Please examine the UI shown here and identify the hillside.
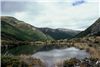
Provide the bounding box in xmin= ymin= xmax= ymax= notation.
xmin=38 ymin=28 xmax=80 ymax=40
xmin=75 ymin=18 xmax=100 ymax=37
xmin=1 ymin=16 xmax=53 ymax=41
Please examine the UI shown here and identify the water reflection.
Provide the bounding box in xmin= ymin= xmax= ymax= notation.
xmin=32 ymin=47 xmax=90 ymax=67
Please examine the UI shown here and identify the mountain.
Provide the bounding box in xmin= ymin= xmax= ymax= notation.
xmin=38 ymin=28 xmax=80 ymax=40
xmin=75 ymin=18 xmax=100 ymax=37
xmin=1 ymin=16 xmax=53 ymax=41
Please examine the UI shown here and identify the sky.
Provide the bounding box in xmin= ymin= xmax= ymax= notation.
xmin=1 ymin=0 xmax=100 ymax=30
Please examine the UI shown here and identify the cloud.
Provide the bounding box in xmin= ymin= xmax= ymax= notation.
xmin=1 ymin=1 xmax=27 ymax=14
xmin=72 ymin=0 xmax=85 ymax=6
xmin=1 ymin=0 xmax=99 ymax=30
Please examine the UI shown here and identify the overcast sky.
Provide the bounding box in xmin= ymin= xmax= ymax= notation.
xmin=1 ymin=0 xmax=100 ymax=30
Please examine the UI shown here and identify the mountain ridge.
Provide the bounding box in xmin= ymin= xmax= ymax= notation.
xmin=75 ymin=18 xmax=100 ymax=37
xmin=38 ymin=27 xmax=80 ymax=40
xmin=1 ymin=16 xmax=54 ymax=41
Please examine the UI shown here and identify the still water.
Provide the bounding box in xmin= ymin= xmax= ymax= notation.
xmin=32 ymin=47 xmax=90 ymax=67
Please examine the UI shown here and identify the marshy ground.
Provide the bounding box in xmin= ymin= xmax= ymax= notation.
xmin=1 ymin=36 xmax=100 ymax=67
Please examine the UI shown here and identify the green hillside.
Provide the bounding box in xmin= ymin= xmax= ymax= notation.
xmin=1 ymin=16 xmax=54 ymax=41
xmin=39 ymin=28 xmax=80 ymax=40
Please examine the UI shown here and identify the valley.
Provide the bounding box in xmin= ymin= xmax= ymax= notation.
xmin=1 ymin=16 xmax=100 ymax=67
